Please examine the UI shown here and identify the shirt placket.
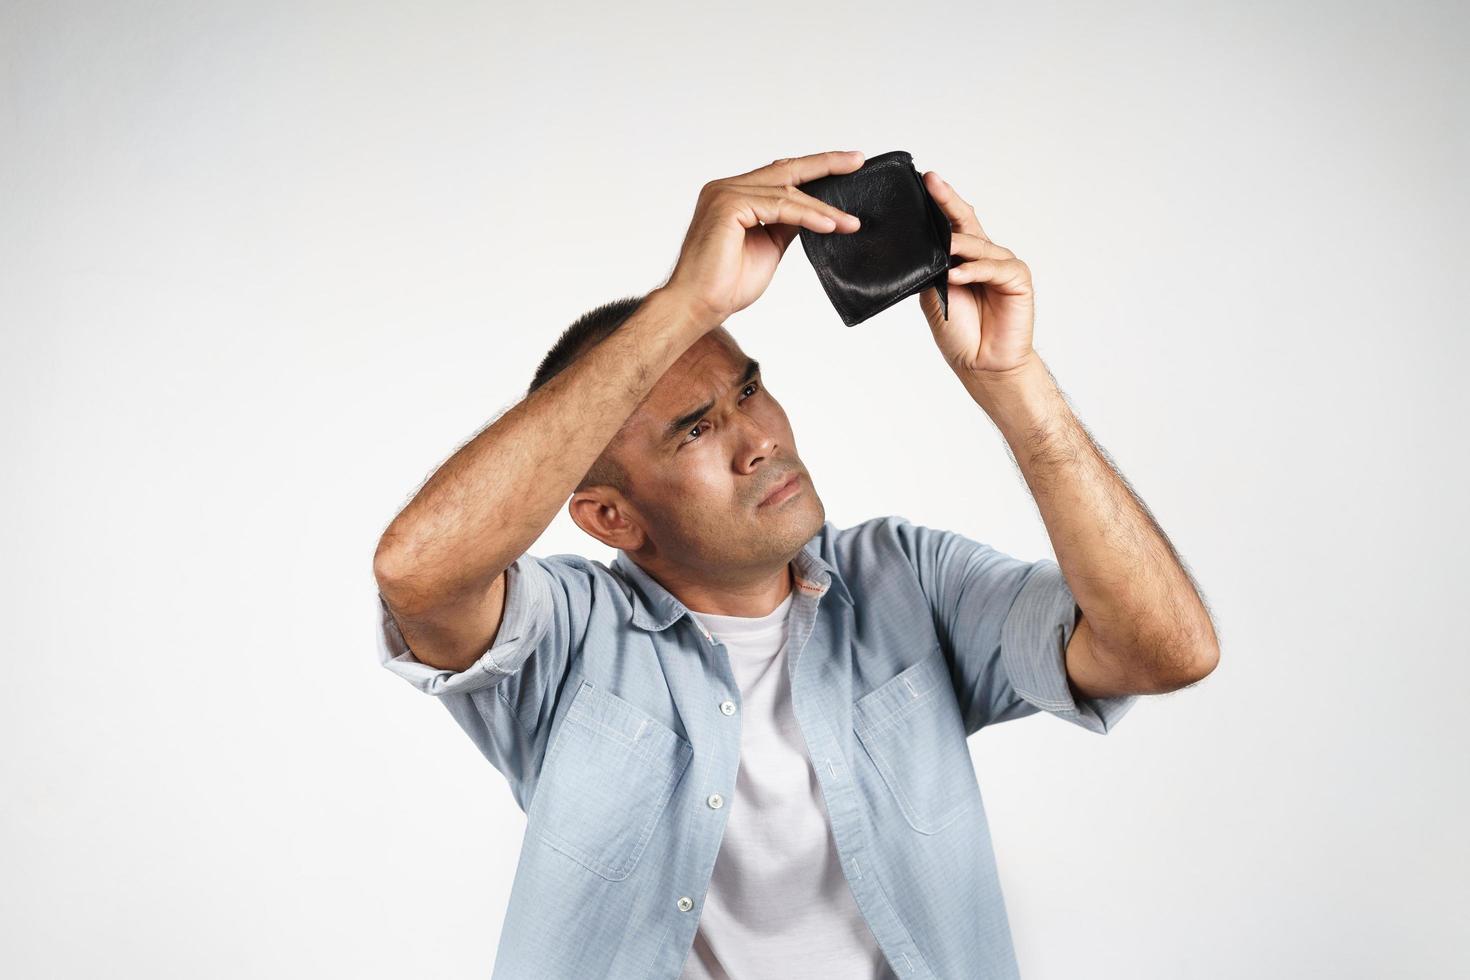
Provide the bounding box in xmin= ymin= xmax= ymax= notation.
xmin=668 ymin=610 xmax=748 ymax=968
xmin=785 ymin=569 xmax=933 ymax=980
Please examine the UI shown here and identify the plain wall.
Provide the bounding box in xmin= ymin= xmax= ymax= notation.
xmin=2 ymin=0 xmax=1466 ymax=976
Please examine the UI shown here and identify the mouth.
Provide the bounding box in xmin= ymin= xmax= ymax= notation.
xmin=758 ymin=472 xmax=801 ymax=507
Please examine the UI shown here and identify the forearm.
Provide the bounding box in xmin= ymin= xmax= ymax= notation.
xmin=961 ymin=355 xmax=1218 ymax=680
xmin=375 ymin=285 xmax=712 ymax=611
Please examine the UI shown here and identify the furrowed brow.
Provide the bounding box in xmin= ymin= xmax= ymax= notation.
xmin=664 ymin=357 xmax=761 ymax=441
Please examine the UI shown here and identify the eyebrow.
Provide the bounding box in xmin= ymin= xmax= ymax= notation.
xmin=664 ymin=357 xmax=761 ymax=442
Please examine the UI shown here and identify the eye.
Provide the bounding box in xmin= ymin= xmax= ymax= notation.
xmin=680 ymin=381 xmax=761 ymax=446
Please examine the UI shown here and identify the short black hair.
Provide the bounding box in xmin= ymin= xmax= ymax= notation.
xmin=528 ymin=294 xmax=649 ymax=397
xmin=528 ymin=294 xmax=650 ymax=494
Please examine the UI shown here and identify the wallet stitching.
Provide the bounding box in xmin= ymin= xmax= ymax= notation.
xmin=822 ymin=244 xmax=945 ymax=326
xmin=838 ymin=261 xmax=947 ymax=325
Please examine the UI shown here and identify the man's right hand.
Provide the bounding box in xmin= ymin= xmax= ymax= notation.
xmin=662 ymin=150 xmax=865 ymax=327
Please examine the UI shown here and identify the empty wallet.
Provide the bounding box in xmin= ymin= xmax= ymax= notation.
xmin=797 ymin=150 xmax=952 ymax=327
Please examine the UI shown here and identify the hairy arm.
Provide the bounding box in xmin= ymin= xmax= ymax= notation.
xmin=963 ymin=356 xmax=1220 ymax=698
xmin=372 ymin=150 xmax=865 ymax=674
xmin=373 ymin=286 xmax=710 ymax=671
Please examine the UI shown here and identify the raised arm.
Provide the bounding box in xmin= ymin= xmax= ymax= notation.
xmin=915 ymin=169 xmax=1219 ymax=699
xmin=372 ymin=150 xmax=868 ymax=672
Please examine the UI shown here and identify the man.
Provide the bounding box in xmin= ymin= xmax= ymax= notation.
xmin=374 ymin=149 xmax=1219 ymax=979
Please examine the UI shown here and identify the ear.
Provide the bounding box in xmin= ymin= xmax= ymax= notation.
xmin=568 ymin=489 xmax=646 ymax=551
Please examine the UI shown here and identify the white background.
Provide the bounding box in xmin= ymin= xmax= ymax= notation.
xmin=3 ymin=1 xmax=1466 ymax=976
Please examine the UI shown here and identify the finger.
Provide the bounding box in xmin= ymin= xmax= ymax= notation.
xmin=737 ymin=150 xmax=866 ymax=188
xmin=924 ymin=171 xmax=989 ymax=240
xmin=759 ymin=203 xmax=858 ymax=256
xmin=735 ymin=195 xmax=853 ymax=236
xmin=768 ymin=184 xmax=862 ymax=232
xmin=947 ymin=257 xmax=1032 ymax=291
xmin=950 ymin=232 xmax=1014 ymax=261
xmin=723 ymin=185 xmax=861 ymax=233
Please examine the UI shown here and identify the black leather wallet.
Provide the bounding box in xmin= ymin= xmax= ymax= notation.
xmin=797 ymin=150 xmax=951 ymax=327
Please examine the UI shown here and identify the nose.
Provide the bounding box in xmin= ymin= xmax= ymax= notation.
xmin=734 ymin=414 xmax=778 ymax=473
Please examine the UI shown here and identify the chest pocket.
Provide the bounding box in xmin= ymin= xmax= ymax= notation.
xmin=853 ymin=649 xmax=977 ymax=835
xmin=530 ymin=679 xmax=693 ymax=881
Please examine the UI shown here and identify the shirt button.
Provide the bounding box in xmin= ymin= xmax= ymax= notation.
xmin=677 ymin=896 xmax=694 ymax=912
xmin=707 ymin=793 xmax=724 ymax=809
xmin=719 ymin=700 xmax=736 ymax=715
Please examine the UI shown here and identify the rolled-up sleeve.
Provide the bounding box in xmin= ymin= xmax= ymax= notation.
xmin=377 ymin=552 xmax=556 ymax=698
xmin=376 ymin=551 xmax=590 ymax=798
xmin=999 ymin=558 xmax=1136 ymax=735
xmin=885 ymin=514 xmax=1138 ymax=736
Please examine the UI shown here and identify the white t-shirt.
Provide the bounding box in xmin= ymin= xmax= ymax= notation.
xmin=679 ymin=589 xmax=896 ymax=980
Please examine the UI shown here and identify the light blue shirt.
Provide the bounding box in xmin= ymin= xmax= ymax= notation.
xmin=378 ymin=514 xmax=1138 ymax=979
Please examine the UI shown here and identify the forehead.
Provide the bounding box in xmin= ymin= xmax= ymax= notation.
xmin=626 ymin=329 xmax=751 ymax=446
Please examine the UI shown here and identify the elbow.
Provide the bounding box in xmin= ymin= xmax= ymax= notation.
xmin=1096 ymin=620 xmax=1218 ymax=695
xmin=374 ymin=516 xmax=433 ymax=588
xmin=373 ymin=534 xmax=490 ymax=621
xmin=373 ymin=536 xmax=408 ymax=592
xmin=1184 ymin=614 xmax=1222 ymax=683
xmin=1137 ymin=599 xmax=1221 ymax=693
xmin=373 ymin=534 xmax=429 ymax=613
xmin=1149 ymin=631 xmax=1220 ymax=693
xmin=1174 ymin=641 xmax=1220 ymax=689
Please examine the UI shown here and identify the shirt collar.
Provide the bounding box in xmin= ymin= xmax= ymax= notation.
xmin=611 ymin=523 xmax=854 ymax=632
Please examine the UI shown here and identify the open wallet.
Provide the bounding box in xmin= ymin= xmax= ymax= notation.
xmin=796 ymin=150 xmax=952 ymax=327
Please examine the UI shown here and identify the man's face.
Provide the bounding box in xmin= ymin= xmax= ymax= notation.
xmin=601 ymin=328 xmax=824 ymax=575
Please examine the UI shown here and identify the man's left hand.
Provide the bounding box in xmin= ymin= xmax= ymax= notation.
xmin=916 ymin=172 xmax=1037 ymax=381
